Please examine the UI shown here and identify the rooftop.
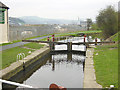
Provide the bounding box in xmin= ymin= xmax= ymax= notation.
xmin=0 ymin=2 xmax=9 ymax=9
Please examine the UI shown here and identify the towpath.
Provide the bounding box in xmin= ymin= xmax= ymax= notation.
xmin=83 ymin=46 xmax=102 ymax=88
xmin=0 ymin=35 xmax=51 ymax=51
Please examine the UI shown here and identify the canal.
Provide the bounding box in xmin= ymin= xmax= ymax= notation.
xmin=22 ymin=37 xmax=86 ymax=88
xmin=3 ymin=36 xmax=99 ymax=89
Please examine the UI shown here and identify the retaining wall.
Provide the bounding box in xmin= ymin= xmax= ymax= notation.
xmin=1 ymin=46 xmax=50 ymax=80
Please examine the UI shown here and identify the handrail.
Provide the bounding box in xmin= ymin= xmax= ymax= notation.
xmin=0 ymin=79 xmax=33 ymax=88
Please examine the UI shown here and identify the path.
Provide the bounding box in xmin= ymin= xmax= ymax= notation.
xmin=0 ymin=35 xmax=51 ymax=51
xmin=83 ymin=46 xmax=102 ymax=88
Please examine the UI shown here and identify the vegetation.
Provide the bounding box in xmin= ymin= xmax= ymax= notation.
xmin=86 ymin=18 xmax=93 ymax=30
xmin=91 ymin=23 xmax=100 ymax=30
xmin=1 ymin=43 xmax=44 ymax=69
xmin=93 ymin=44 xmax=118 ymax=88
xmin=110 ymin=32 xmax=119 ymax=42
xmin=1 ymin=47 xmax=34 ymax=69
xmin=23 ymin=43 xmax=44 ymax=49
xmin=56 ymin=30 xmax=102 ymax=37
xmin=96 ymin=5 xmax=118 ymax=39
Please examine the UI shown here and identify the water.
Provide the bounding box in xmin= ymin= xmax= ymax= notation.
xmin=21 ymin=37 xmax=86 ymax=88
xmin=3 ymin=37 xmax=92 ymax=89
xmin=22 ymin=54 xmax=85 ymax=88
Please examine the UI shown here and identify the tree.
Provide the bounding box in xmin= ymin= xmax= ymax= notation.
xmin=86 ymin=18 xmax=92 ymax=30
xmin=96 ymin=5 xmax=118 ymax=39
xmin=91 ymin=23 xmax=100 ymax=30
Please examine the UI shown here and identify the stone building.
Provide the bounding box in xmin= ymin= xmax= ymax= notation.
xmin=0 ymin=2 xmax=9 ymax=44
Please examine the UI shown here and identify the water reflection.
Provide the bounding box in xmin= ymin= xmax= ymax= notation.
xmin=22 ymin=37 xmax=86 ymax=88
xmin=3 ymin=37 xmax=86 ymax=89
xmin=23 ymin=53 xmax=85 ymax=88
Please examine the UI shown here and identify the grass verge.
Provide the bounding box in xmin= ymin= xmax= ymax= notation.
xmin=23 ymin=43 xmax=44 ymax=49
xmin=1 ymin=43 xmax=44 ymax=69
xmin=93 ymin=44 xmax=118 ymax=88
xmin=1 ymin=47 xmax=34 ymax=69
xmin=110 ymin=32 xmax=119 ymax=42
xmin=56 ymin=30 xmax=102 ymax=37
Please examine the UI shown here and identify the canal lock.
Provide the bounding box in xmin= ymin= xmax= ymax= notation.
xmin=2 ymin=36 xmax=100 ymax=89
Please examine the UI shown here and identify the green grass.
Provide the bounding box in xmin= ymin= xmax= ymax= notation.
xmin=1 ymin=43 xmax=45 ymax=69
xmin=56 ymin=30 xmax=102 ymax=37
xmin=93 ymin=44 xmax=118 ymax=88
xmin=23 ymin=43 xmax=44 ymax=49
xmin=110 ymin=32 xmax=119 ymax=42
xmin=25 ymin=34 xmax=53 ymax=40
xmin=1 ymin=47 xmax=35 ymax=69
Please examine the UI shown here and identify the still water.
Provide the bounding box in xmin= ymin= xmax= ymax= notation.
xmin=22 ymin=54 xmax=85 ymax=88
xmin=21 ymin=37 xmax=86 ymax=88
xmin=2 ymin=36 xmax=101 ymax=89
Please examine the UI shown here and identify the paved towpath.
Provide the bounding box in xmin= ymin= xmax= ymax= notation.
xmin=0 ymin=35 xmax=51 ymax=51
xmin=83 ymin=46 xmax=102 ymax=88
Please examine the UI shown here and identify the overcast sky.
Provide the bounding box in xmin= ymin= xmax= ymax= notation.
xmin=1 ymin=0 xmax=119 ymax=20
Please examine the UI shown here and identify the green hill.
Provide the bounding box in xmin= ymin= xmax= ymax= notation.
xmin=110 ymin=32 xmax=119 ymax=42
xmin=9 ymin=17 xmax=25 ymax=25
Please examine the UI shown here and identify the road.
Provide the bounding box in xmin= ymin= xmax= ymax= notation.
xmin=0 ymin=35 xmax=51 ymax=51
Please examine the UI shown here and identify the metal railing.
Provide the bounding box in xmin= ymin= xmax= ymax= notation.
xmin=17 ymin=53 xmax=25 ymax=61
xmin=0 ymin=79 xmax=33 ymax=89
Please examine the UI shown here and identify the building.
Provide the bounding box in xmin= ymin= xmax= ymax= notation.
xmin=0 ymin=2 xmax=9 ymax=44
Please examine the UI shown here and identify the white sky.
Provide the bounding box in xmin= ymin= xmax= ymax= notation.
xmin=1 ymin=0 xmax=119 ymax=20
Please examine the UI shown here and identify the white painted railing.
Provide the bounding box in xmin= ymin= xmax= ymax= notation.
xmin=17 ymin=53 xmax=25 ymax=61
xmin=0 ymin=79 xmax=33 ymax=89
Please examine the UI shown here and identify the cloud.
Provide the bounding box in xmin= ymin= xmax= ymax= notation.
xmin=1 ymin=0 xmax=119 ymax=20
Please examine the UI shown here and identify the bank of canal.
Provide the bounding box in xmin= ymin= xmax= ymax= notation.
xmin=2 ymin=36 xmax=102 ymax=89
xmin=83 ymin=46 xmax=102 ymax=88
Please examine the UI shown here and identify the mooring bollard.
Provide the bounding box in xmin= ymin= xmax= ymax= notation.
xmin=95 ymin=38 xmax=97 ymax=45
xmin=53 ymin=37 xmax=55 ymax=42
xmin=47 ymin=37 xmax=49 ymax=41
xmin=84 ymin=35 xmax=86 ymax=42
xmin=52 ymin=34 xmax=55 ymax=42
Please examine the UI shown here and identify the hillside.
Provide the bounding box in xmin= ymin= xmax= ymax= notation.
xmin=19 ymin=16 xmax=78 ymax=24
xmin=9 ymin=16 xmax=85 ymax=25
xmin=9 ymin=17 xmax=25 ymax=25
xmin=106 ymin=32 xmax=119 ymax=42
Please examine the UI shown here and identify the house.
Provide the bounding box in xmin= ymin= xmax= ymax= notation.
xmin=0 ymin=2 xmax=9 ymax=44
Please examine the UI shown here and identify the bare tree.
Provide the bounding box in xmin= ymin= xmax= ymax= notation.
xmin=87 ymin=18 xmax=92 ymax=31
